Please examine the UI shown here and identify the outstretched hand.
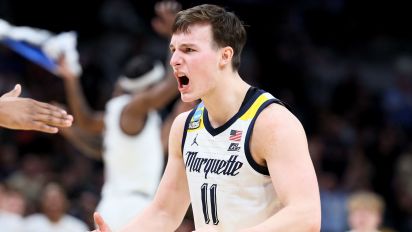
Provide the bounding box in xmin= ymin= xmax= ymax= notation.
xmin=91 ymin=212 xmax=112 ymax=232
xmin=0 ymin=84 xmax=73 ymax=133
xmin=152 ymin=0 xmax=181 ymax=38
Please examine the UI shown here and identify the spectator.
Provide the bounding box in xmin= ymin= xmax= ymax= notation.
xmin=347 ymin=191 xmax=386 ymax=232
xmin=24 ymin=182 xmax=88 ymax=232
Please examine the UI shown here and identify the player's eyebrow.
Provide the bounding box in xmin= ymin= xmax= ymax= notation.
xmin=169 ymin=43 xmax=197 ymax=50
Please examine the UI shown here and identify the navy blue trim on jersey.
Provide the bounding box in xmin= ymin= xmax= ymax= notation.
xmin=244 ymin=98 xmax=284 ymax=175
xmin=241 ymin=86 xmax=258 ymax=108
xmin=181 ymin=106 xmax=198 ymax=154
xmin=203 ymin=89 xmax=263 ymax=137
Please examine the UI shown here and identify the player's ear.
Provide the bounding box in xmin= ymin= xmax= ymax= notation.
xmin=219 ymin=46 xmax=233 ymax=68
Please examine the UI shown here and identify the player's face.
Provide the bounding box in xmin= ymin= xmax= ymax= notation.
xmin=169 ymin=24 xmax=221 ymax=102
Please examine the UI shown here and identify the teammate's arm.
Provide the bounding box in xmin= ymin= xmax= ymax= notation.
xmin=0 ymin=84 xmax=73 ymax=133
xmin=59 ymin=124 xmax=103 ymax=159
xmin=56 ymin=59 xmax=104 ymax=135
xmin=93 ymin=111 xmax=191 ymax=232
xmin=124 ymin=0 xmax=180 ymax=115
xmin=120 ymin=69 xmax=178 ymax=135
xmin=119 ymin=0 xmax=180 ymax=135
xmin=242 ymin=104 xmax=321 ymax=232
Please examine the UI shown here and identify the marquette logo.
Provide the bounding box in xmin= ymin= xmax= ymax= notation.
xmin=227 ymin=143 xmax=240 ymax=151
xmin=184 ymin=151 xmax=243 ymax=179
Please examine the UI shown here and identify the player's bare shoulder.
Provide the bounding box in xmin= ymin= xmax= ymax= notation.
xmin=165 ymin=109 xmax=193 ymax=159
xmin=174 ymin=110 xmax=193 ymax=128
xmin=256 ymin=103 xmax=305 ymax=137
xmin=169 ymin=110 xmax=193 ymax=146
xmin=251 ymin=103 xmax=307 ymax=160
xmin=260 ymin=102 xmax=301 ymax=125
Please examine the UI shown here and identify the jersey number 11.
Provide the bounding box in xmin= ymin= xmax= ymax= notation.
xmin=201 ymin=183 xmax=219 ymax=225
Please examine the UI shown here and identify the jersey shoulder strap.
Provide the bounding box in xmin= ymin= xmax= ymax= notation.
xmin=181 ymin=102 xmax=205 ymax=152
xmin=240 ymin=89 xmax=284 ymax=121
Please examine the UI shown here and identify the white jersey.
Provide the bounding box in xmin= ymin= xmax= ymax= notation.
xmin=182 ymin=88 xmax=283 ymax=231
xmin=98 ymin=94 xmax=164 ymax=230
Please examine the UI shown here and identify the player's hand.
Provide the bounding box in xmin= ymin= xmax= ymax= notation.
xmin=55 ymin=55 xmax=79 ymax=80
xmin=0 ymin=84 xmax=73 ymax=133
xmin=151 ymin=0 xmax=181 ymax=38
xmin=50 ymin=102 xmax=72 ymax=136
xmin=91 ymin=212 xmax=112 ymax=232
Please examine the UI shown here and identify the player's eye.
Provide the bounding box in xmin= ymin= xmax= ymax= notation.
xmin=185 ymin=48 xmax=195 ymax=53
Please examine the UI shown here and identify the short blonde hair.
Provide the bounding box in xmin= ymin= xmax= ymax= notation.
xmin=347 ymin=191 xmax=385 ymax=214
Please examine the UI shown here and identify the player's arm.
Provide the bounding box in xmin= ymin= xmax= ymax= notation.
xmin=93 ymin=111 xmax=192 ymax=232
xmin=122 ymin=0 xmax=180 ymax=119
xmin=56 ymin=58 xmax=104 ymax=135
xmin=120 ymin=69 xmax=178 ymax=134
xmin=0 ymin=84 xmax=73 ymax=133
xmin=243 ymin=104 xmax=321 ymax=232
xmin=120 ymin=0 xmax=180 ymax=135
xmin=161 ymin=100 xmax=197 ymax=153
xmin=59 ymin=124 xmax=103 ymax=159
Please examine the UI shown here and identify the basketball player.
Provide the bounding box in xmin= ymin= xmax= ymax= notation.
xmin=0 ymin=84 xmax=73 ymax=133
xmin=56 ymin=2 xmax=182 ymax=230
xmin=93 ymin=4 xmax=321 ymax=231
xmin=57 ymin=55 xmax=178 ymax=231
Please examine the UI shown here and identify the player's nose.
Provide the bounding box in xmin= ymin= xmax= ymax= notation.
xmin=170 ymin=51 xmax=182 ymax=68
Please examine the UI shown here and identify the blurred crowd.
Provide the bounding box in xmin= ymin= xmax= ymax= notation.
xmin=1 ymin=0 xmax=412 ymax=231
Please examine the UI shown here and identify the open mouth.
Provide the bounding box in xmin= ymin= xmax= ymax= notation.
xmin=178 ymin=75 xmax=189 ymax=88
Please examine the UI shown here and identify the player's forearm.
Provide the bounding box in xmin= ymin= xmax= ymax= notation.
xmin=126 ymin=73 xmax=178 ymax=117
xmin=66 ymin=134 xmax=102 ymax=159
xmin=121 ymin=182 xmax=189 ymax=232
xmin=60 ymin=126 xmax=103 ymax=159
xmin=63 ymin=77 xmax=100 ymax=131
xmin=120 ymin=204 xmax=181 ymax=232
xmin=241 ymin=204 xmax=321 ymax=232
xmin=146 ymin=73 xmax=179 ymax=110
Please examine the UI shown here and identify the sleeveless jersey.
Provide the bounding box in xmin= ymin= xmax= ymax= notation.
xmin=182 ymin=88 xmax=284 ymax=231
xmin=102 ymin=94 xmax=164 ymax=197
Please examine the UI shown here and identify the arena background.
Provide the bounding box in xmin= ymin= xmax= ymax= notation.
xmin=1 ymin=0 xmax=412 ymax=231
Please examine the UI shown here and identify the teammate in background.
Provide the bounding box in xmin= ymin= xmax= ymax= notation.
xmin=346 ymin=191 xmax=386 ymax=232
xmin=0 ymin=84 xmax=73 ymax=133
xmin=56 ymin=1 xmax=183 ymax=230
xmin=93 ymin=4 xmax=320 ymax=232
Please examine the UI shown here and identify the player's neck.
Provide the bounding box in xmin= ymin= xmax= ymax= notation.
xmin=202 ymin=73 xmax=250 ymax=128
